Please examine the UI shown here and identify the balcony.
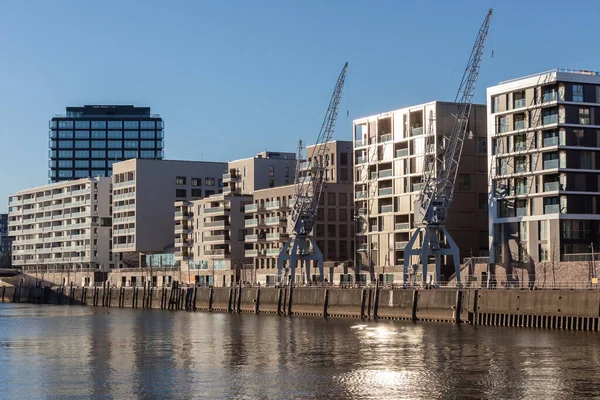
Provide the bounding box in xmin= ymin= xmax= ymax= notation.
xmin=113 ymin=216 xmax=135 ymax=224
xmin=395 ymin=223 xmax=410 ymax=230
xmin=204 ymin=249 xmax=230 ymax=257
xmin=266 ymin=233 xmax=288 ymax=241
xmin=222 ymin=187 xmax=234 ymax=194
xmin=355 ymin=139 xmax=368 ymax=148
xmin=544 ymin=182 xmax=560 ymax=192
xmin=371 ymin=225 xmax=379 ymax=232
xmin=245 ymin=203 xmax=259 ymax=213
xmin=204 ymin=234 xmax=229 ymax=242
xmin=114 ymin=180 xmax=135 ymax=189
xmin=114 ymin=228 xmax=133 ymax=236
xmin=204 ymin=220 xmax=229 ymax=229
xmin=174 ymin=211 xmax=192 ymax=219
xmin=245 ymin=249 xmax=263 ymax=257
xmin=516 ymin=207 xmax=528 ymax=217
xmin=114 ymin=192 xmax=135 ymax=201
xmin=513 ymin=143 xmax=527 ymax=152
xmin=395 ymin=241 xmax=408 ymax=250
xmin=410 ymin=126 xmax=423 ymax=136
xmin=515 ymin=185 xmax=528 ymax=195
xmin=174 ymin=226 xmax=191 ymax=234
xmin=245 ymin=218 xmax=259 ymax=228
xmin=515 ymin=165 xmax=528 ymax=173
xmin=265 ymin=201 xmax=280 ymax=210
xmin=514 ymin=98 xmax=526 ymax=109
xmin=356 ymin=157 xmax=368 ymax=164
xmin=380 ymin=205 xmax=393 ymax=213
xmin=379 ymin=133 xmax=392 ymax=143
xmin=204 ymin=206 xmax=229 ymax=214
xmin=299 ymin=161 xmax=312 ymax=170
xmin=222 ymin=173 xmax=239 ymax=182
xmin=266 ymin=216 xmax=285 ymax=226
xmin=543 ymin=136 xmax=558 ymax=147
xmin=246 ymin=234 xmax=259 ymax=242
xmin=114 ymin=243 xmax=135 ymax=250
xmin=412 ymin=183 xmax=423 ymax=192
xmin=378 ymin=169 xmax=393 ymax=178
xmin=543 ymin=114 xmax=558 ymax=125
xmin=514 ymin=121 xmax=526 ymax=130
xmin=266 ymin=248 xmax=281 ymax=256
xmin=357 ymin=208 xmax=367 ymax=216
xmin=395 ymin=149 xmax=408 ymax=158
xmin=544 ymin=204 xmax=560 ymax=214
xmin=378 ymin=187 xmax=393 ymax=196
xmin=542 ymin=92 xmax=557 ymax=103
xmin=543 ymin=159 xmax=559 ymax=169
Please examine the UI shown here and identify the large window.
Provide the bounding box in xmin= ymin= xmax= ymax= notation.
xmin=191 ymin=189 xmax=202 ymax=197
xmin=91 ymin=170 xmax=106 ymax=177
xmin=124 ymin=121 xmax=139 ymax=129
xmin=140 ymin=140 xmax=155 ymax=149
xmin=91 ymin=121 xmax=106 ymax=129
xmin=176 ymin=176 xmax=186 ymax=185
xmin=205 ymin=178 xmax=215 ymax=186
xmin=124 ymin=131 xmax=138 ymax=139
xmin=58 ymin=150 xmax=73 ymax=158
xmin=92 ymin=131 xmax=106 ymax=139
xmin=58 ymin=140 xmax=73 ymax=148
xmin=58 ymin=160 xmax=72 ymax=168
xmin=140 ymin=150 xmax=154 ymax=158
xmin=58 ymin=170 xmax=73 ymax=178
xmin=92 ymin=160 xmax=105 ymax=168
xmin=124 ymin=141 xmax=138 ymax=149
xmin=91 ymin=150 xmax=106 ymax=158
xmin=49 ymin=140 xmax=57 ymax=149
xmin=191 ymin=178 xmax=201 ymax=186
xmin=573 ymin=84 xmax=584 ymax=102
xmin=124 ymin=150 xmax=137 ymax=158
xmin=497 ymin=116 xmax=507 ymax=133
xmin=75 ymin=151 xmax=90 ymax=158
xmin=58 ymin=121 xmax=73 ymax=129
xmin=140 ymin=121 xmax=155 ymax=129
xmin=579 ymin=108 xmax=590 ymax=125
xmin=58 ymin=130 xmax=73 ymax=139
xmin=108 ymin=150 xmax=122 ymax=159
xmin=75 ymin=130 xmax=89 ymax=139
xmin=74 ymin=141 xmax=88 ymax=149
xmin=140 ymin=130 xmax=155 ymax=139
xmin=175 ymin=189 xmax=186 ymax=198
xmin=108 ymin=121 xmax=122 ymax=129
xmin=75 ymin=160 xmax=89 ymax=168
xmin=74 ymin=121 xmax=90 ymax=129
xmin=108 ymin=131 xmax=122 ymax=139
xmin=108 ymin=141 xmax=122 ymax=149
xmin=75 ymin=170 xmax=89 ymax=178
xmin=91 ymin=140 xmax=105 ymax=148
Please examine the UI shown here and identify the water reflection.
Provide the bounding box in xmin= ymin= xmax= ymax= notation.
xmin=1 ymin=304 xmax=600 ymax=399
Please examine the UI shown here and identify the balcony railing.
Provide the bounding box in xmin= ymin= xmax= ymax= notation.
xmin=542 ymin=92 xmax=557 ymax=103
xmin=395 ymin=223 xmax=410 ymax=230
xmin=204 ymin=220 xmax=229 ymax=228
xmin=266 ymin=233 xmax=288 ymax=241
xmin=245 ymin=219 xmax=259 ymax=228
xmin=355 ymin=191 xmax=368 ymax=199
xmin=380 ymin=205 xmax=393 ymax=213
xmin=544 ymin=182 xmax=560 ymax=192
xmin=356 ymin=157 xmax=368 ymax=164
xmin=544 ymin=159 xmax=559 ymax=169
xmin=515 ymin=185 xmax=528 ymax=195
xmin=410 ymin=126 xmax=423 ymax=136
xmin=543 ymin=114 xmax=558 ymax=125
xmin=516 ymin=207 xmax=528 ymax=217
xmin=544 ymin=204 xmax=560 ymax=214
xmin=514 ymin=121 xmax=526 ymax=130
xmin=266 ymin=216 xmax=285 ymax=225
xmin=543 ymin=136 xmax=558 ymax=147
xmin=412 ymin=183 xmax=423 ymax=192
xmin=266 ymin=248 xmax=281 ymax=256
xmin=204 ymin=206 xmax=229 ymax=214
xmin=371 ymin=225 xmax=379 ymax=232
xmin=265 ymin=201 xmax=280 ymax=210
xmin=379 ymin=169 xmax=393 ymax=178
xmin=395 ymin=241 xmax=408 ymax=250
xmin=379 ymin=133 xmax=392 ymax=143
xmin=513 ymin=143 xmax=527 ymax=152
xmin=395 ymin=148 xmax=408 ymax=158
xmin=244 ymin=203 xmax=259 ymax=213
xmin=246 ymin=234 xmax=259 ymax=242
xmin=514 ymin=98 xmax=526 ymax=109
xmin=378 ymin=187 xmax=393 ymax=196
xmin=204 ymin=235 xmax=229 ymax=242
xmin=355 ymin=139 xmax=368 ymax=148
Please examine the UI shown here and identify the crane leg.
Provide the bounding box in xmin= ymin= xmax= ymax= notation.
xmin=442 ymin=226 xmax=461 ymax=286
xmin=403 ymin=228 xmax=422 ymax=286
xmin=288 ymin=239 xmax=300 ymax=286
xmin=305 ymin=260 xmax=311 ymax=285
xmin=421 ymin=230 xmax=431 ymax=286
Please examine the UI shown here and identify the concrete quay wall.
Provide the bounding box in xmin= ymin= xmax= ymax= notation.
xmin=4 ymin=284 xmax=600 ymax=332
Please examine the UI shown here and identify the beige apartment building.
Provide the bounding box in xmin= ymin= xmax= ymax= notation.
xmin=112 ymin=158 xmax=227 ymax=267
xmin=7 ymin=177 xmax=112 ymax=284
xmin=353 ymin=101 xmax=488 ymax=283
xmin=488 ymin=69 xmax=600 ymax=265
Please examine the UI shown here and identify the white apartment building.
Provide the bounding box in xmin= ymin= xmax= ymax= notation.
xmin=112 ymin=158 xmax=227 ymax=267
xmin=7 ymin=177 xmax=112 ymax=272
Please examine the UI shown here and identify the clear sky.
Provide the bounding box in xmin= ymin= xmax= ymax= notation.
xmin=1 ymin=0 xmax=599 ymax=211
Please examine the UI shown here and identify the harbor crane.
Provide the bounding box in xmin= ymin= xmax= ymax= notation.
xmin=277 ymin=62 xmax=348 ymax=285
xmin=403 ymin=9 xmax=492 ymax=286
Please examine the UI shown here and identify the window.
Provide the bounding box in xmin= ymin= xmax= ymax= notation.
xmin=205 ymin=178 xmax=215 ymax=186
xmin=91 ymin=130 xmax=106 ymax=139
xmin=107 ymin=121 xmax=122 ymax=129
xmin=492 ymin=96 xmax=501 ymax=113
xmin=581 ymin=151 xmax=593 ymax=169
xmin=124 ymin=121 xmax=139 ymax=129
xmin=176 ymin=176 xmax=186 ymax=185
xmin=479 ymin=193 xmax=487 ymax=209
xmin=514 ymin=113 xmax=526 ymax=130
xmin=218 ymin=179 xmax=223 ymax=188
xmin=58 ymin=150 xmax=73 ymax=158
xmin=108 ymin=150 xmax=122 ymax=159
xmin=122 ymin=140 xmax=137 ymax=149
xmin=140 ymin=140 xmax=155 ymax=149
xmin=539 ymin=220 xmax=548 ymax=240
xmin=108 ymin=140 xmax=122 ymax=149
xmin=513 ymin=91 xmax=526 ymax=109
xmin=50 ymin=121 xmax=58 ymax=129
xmin=543 ymin=108 xmax=559 ymax=125
xmin=58 ymin=160 xmax=72 ymax=168
xmin=579 ymin=108 xmax=590 ymax=125
xmin=108 ymin=131 xmax=122 ymax=139
xmin=497 ymin=116 xmax=507 ymax=133
xmin=72 ymin=141 xmax=87 ymax=149
xmin=140 ymin=130 xmax=155 ymax=139
xmin=573 ymin=84 xmax=584 ymax=102
xmin=458 ymin=174 xmax=471 ymax=191
xmin=269 ymin=178 xmax=275 ymax=187
xmin=91 ymin=150 xmax=106 ymax=158
xmin=91 ymin=140 xmax=105 ymax=149
xmin=58 ymin=170 xmax=73 ymax=178
xmin=477 ymin=137 xmax=487 ymax=153
xmin=92 ymin=160 xmax=105 ymax=168
xmin=140 ymin=150 xmax=154 ymax=158
xmin=124 ymin=131 xmax=138 ymax=139
xmin=58 ymin=121 xmax=73 ymax=129
xmin=285 ymin=166 xmax=289 ymax=177
xmin=268 ymin=166 xmax=275 ymax=177
xmin=140 ymin=121 xmax=155 ymax=129
xmin=58 ymin=140 xmax=74 ymax=148
xmin=91 ymin=121 xmax=106 ymax=129
xmin=191 ymin=189 xmax=202 ymax=197
xmin=75 ymin=160 xmax=89 ymax=168
xmin=328 ymin=192 xmax=336 ymax=205
xmin=91 ymin=170 xmax=106 ymax=177
xmin=205 ymin=190 xmax=215 ymax=196
xmin=124 ymin=150 xmax=137 ymax=158
xmin=191 ymin=178 xmax=202 ymax=186
xmin=75 ymin=150 xmax=90 ymax=158
xmin=49 ymin=140 xmax=57 ymax=149
xmin=75 ymin=170 xmax=88 ymax=178
xmin=339 ymin=192 xmax=347 ymax=206
xmin=75 ymin=130 xmax=89 ymax=139
xmin=176 ymin=189 xmax=187 ymax=198
xmin=58 ymin=130 xmax=74 ymax=139
xmin=108 ymin=160 xmax=118 ymax=169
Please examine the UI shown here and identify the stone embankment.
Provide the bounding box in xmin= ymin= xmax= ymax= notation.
xmin=2 ymin=284 xmax=599 ymax=332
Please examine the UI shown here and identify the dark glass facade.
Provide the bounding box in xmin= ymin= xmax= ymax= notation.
xmin=0 ymin=214 xmax=11 ymax=268
xmin=49 ymin=105 xmax=164 ymax=182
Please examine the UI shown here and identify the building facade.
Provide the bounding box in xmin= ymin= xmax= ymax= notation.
xmin=7 ymin=178 xmax=112 ymax=276
xmin=49 ymin=105 xmax=164 ymax=182
xmin=223 ymin=151 xmax=297 ymax=195
xmin=112 ymin=158 xmax=227 ymax=267
xmin=488 ymin=69 xmax=600 ymax=265
xmin=0 ymin=214 xmax=12 ymax=268
xmin=353 ymin=101 xmax=488 ymax=283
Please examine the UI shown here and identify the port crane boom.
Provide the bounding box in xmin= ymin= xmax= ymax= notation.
xmin=277 ymin=62 xmax=348 ymax=285
xmin=404 ymin=10 xmax=492 ymax=285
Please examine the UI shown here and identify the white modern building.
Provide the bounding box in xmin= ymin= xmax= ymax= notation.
xmin=7 ymin=177 xmax=113 ymax=272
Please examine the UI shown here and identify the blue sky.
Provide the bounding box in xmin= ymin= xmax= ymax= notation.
xmin=1 ymin=0 xmax=599 ymax=211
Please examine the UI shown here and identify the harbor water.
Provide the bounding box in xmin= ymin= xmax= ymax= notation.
xmin=0 ymin=303 xmax=599 ymax=399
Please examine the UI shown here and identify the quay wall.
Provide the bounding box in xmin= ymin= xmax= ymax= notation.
xmin=4 ymin=284 xmax=600 ymax=332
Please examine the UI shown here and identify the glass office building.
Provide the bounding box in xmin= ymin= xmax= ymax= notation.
xmin=49 ymin=105 xmax=164 ymax=182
